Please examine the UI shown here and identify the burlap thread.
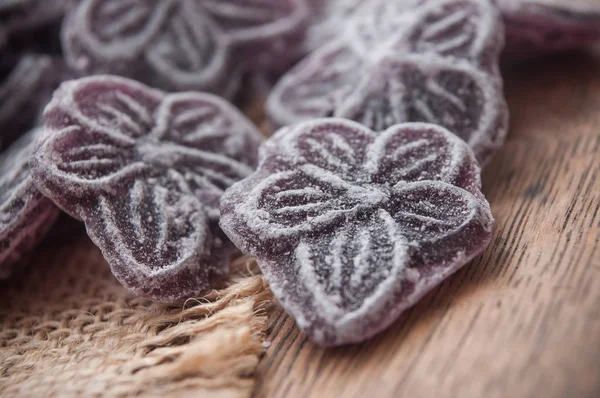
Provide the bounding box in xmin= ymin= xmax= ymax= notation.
xmin=0 ymin=227 xmax=273 ymax=398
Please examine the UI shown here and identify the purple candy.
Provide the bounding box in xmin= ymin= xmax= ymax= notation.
xmin=267 ymin=0 xmax=508 ymax=165
xmin=0 ymin=54 xmax=70 ymax=149
xmin=61 ymin=0 xmax=310 ymax=97
xmin=31 ymin=75 xmax=263 ymax=301
xmin=201 ymin=0 xmax=310 ymax=70
xmin=498 ymin=0 xmax=600 ymax=57
xmin=0 ymin=128 xmax=60 ymax=279
xmin=220 ymin=119 xmax=494 ymax=346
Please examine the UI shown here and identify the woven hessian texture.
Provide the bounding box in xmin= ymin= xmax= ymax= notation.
xmin=0 ymin=220 xmax=273 ymax=398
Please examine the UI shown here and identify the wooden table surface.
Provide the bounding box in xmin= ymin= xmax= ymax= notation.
xmin=253 ymin=52 xmax=600 ymax=398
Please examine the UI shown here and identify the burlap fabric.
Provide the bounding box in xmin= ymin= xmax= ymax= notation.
xmin=0 ymin=219 xmax=273 ymax=398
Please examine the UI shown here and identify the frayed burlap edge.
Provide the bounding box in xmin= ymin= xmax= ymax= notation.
xmin=0 ymin=229 xmax=273 ymax=398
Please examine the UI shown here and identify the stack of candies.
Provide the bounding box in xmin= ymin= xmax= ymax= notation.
xmin=1 ymin=0 xmax=598 ymax=346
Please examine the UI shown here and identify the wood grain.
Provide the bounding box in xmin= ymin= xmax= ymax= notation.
xmin=253 ymin=52 xmax=600 ymax=398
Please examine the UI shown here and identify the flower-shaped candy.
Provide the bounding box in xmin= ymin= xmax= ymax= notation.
xmin=220 ymin=119 xmax=494 ymax=346
xmin=267 ymin=0 xmax=508 ymax=165
xmin=31 ymin=75 xmax=263 ymax=301
xmin=62 ymin=0 xmax=310 ymax=97
xmin=0 ymin=128 xmax=60 ymax=278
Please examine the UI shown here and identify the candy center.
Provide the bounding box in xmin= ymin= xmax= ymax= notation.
xmin=136 ymin=138 xmax=187 ymax=168
xmin=350 ymin=183 xmax=390 ymax=210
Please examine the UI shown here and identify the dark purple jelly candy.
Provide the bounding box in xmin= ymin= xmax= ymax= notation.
xmin=61 ymin=0 xmax=310 ymax=98
xmin=498 ymin=0 xmax=600 ymax=57
xmin=0 ymin=128 xmax=60 ymax=279
xmin=31 ymin=75 xmax=263 ymax=301
xmin=267 ymin=0 xmax=507 ymax=165
xmin=201 ymin=0 xmax=310 ymax=71
xmin=220 ymin=119 xmax=494 ymax=346
xmin=0 ymin=54 xmax=70 ymax=149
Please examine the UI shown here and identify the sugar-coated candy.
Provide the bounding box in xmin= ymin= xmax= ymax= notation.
xmin=0 ymin=128 xmax=60 ymax=279
xmin=62 ymin=0 xmax=310 ymax=98
xmin=206 ymin=0 xmax=311 ymax=72
xmin=0 ymin=54 xmax=69 ymax=149
xmin=31 ymin=75 xmax=263 ymax=301
xmin=267 ymin=0 xmax=508 ymax=165
xmin=220 ymin=119 xmax=494 ymax=346
xmin=498 ymin=0 xmax=600 ymax=57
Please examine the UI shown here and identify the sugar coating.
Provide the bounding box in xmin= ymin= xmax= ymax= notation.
xmin=220 ymin=119 xmax=494 ymax=346
xmin=0 ymin=54 xmax=69 ymax=149
xmin=267 ymin=0 xmax=507 ymax=165
xmin=497 ymin=0 xmax=600 ymax=57
xmin=0 ymin=128 xmax=60 ymax=279
xmin=31 ymin=75 xmax=263 ymax=301
xmin=303 ymin=0 xmax=364 ymax=53
xmin=61 ymin=0 xmax=310 ymax=97
xmin=0 ymin=0 xmax=71 ymax=48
